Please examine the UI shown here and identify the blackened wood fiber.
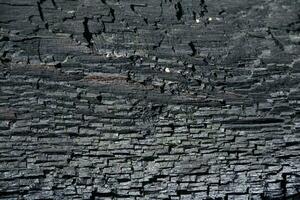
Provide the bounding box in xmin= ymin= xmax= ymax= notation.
xmin=0 ymin=0 xmax=300 ymax=199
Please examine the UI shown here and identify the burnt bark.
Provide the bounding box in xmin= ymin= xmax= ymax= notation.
xmin=0 ymin=0 xmax=300 ymax=199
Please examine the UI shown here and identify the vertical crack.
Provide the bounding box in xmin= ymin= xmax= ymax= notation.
xmin=51 ymin=0 xmax=58 ymax=9
xmin=110 ymin=8 xmax=115 ymax=23
xmin=199 ymin=0 xmax=208 ymax=17
xmin=175 ymin=2 xmax=183 ymax=21
xmin=188 ymin=41 xmax=196 ymax=56
xmin=159 ymin=0 xmax=163 ymax=17
xmin=37 ymin=0 xmax=48 ymax=29
xmin=281 ymin=173 xmax=287 ymax=199
xmin=37 ymin=1 xmax=45 ymax=22
xmin=83 ymin=17 xmax=93 ymax=48
xmin=37 ymin=39 xmax=42 ymax=62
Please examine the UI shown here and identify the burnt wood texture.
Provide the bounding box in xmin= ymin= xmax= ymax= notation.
xmin=0 ymin=0 xmax=300 ymax=199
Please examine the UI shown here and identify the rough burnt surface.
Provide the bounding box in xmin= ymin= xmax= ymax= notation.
xmin=0 ymin=0 xmax=300 ymax=199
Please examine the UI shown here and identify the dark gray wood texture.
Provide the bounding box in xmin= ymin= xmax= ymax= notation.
xmin=0 ymin=0 xmax=300 ymax=199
